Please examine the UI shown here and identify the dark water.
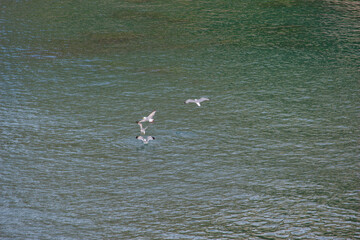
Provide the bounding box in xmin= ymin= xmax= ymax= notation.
xmin=1 ymin=0 xmax=359 ymax=239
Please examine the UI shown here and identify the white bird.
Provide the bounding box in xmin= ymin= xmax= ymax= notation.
xmin=136 ymin=136 xmax=155 ymax=144
xmin=184 ymin=97 xmax=209 ymax=106
xmin=137 ymin=110 xmax=156 ymax=123
xmin=137 ymin=122 xmax=148 ymax=135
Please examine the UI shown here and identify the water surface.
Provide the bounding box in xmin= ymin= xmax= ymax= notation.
xmin=1 ymin=0 xmax=359 ymax=239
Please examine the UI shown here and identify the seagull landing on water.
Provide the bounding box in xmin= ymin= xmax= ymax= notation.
xmin=184 ymin=97 xmax=209 ymax=107
xmin=137 ymin=110 xmax=156 ymax=123
xmin=137 ymin=122 xmax=148 ymax=135
xmin=136 ymin=136 xmax=155 ymax=144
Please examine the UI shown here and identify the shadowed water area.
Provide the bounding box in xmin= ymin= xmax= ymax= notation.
xmin=1 ymin=0 xmax=359 ymax=239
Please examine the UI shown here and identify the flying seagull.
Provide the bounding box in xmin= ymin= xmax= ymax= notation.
xmin=184 ymin=97 xmax=209 ymax=106
xmin=137 ymin=122 xmax=148 ymax=135
xmin=136 ymin=136 xmax=155 ymax=144
xmin=137 ymin=110 xmax=156 ymax=123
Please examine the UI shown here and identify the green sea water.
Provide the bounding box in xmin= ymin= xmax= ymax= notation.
xmin=1 ymin=0 xmax=359 ymax=239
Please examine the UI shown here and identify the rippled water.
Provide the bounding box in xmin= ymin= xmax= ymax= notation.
xmin=1 ymin=0 xmax=359 ymax=239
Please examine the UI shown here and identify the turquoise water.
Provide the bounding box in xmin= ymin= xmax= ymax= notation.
xmin=1 ymin=0 xmax=359 ymax=239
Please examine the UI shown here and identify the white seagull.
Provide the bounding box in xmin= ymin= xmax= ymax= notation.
xmin=137 ymin=122 xmax=148 ymax=135
xmin=184 ymin=97 xmax=209 ymax=107
xmin=137 ymin=110 xmax=156 ymax=123
xmin=136 ymin=136 xmax=155 ymax=144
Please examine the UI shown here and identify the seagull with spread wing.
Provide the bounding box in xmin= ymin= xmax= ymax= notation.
xmin=137 ymin=110 xmax=156 ymax=123
xmin=136 ymin=136 xmax=155 ymax=144
xmin=184 ymin=97 xmax=209 ymax=107
xmin=137 ymin=122 xmax=148 ymax=135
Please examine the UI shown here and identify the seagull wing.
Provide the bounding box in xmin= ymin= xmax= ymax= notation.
xmin=198 ymin=97 xmax=209 ymax=102
xmin=147 ymin=110 xmax=156 ymax=119
xmin=147 ymin=136 xmax=155 ymax=141
xmin=136 ymin=136 xmax=144 ymax=141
